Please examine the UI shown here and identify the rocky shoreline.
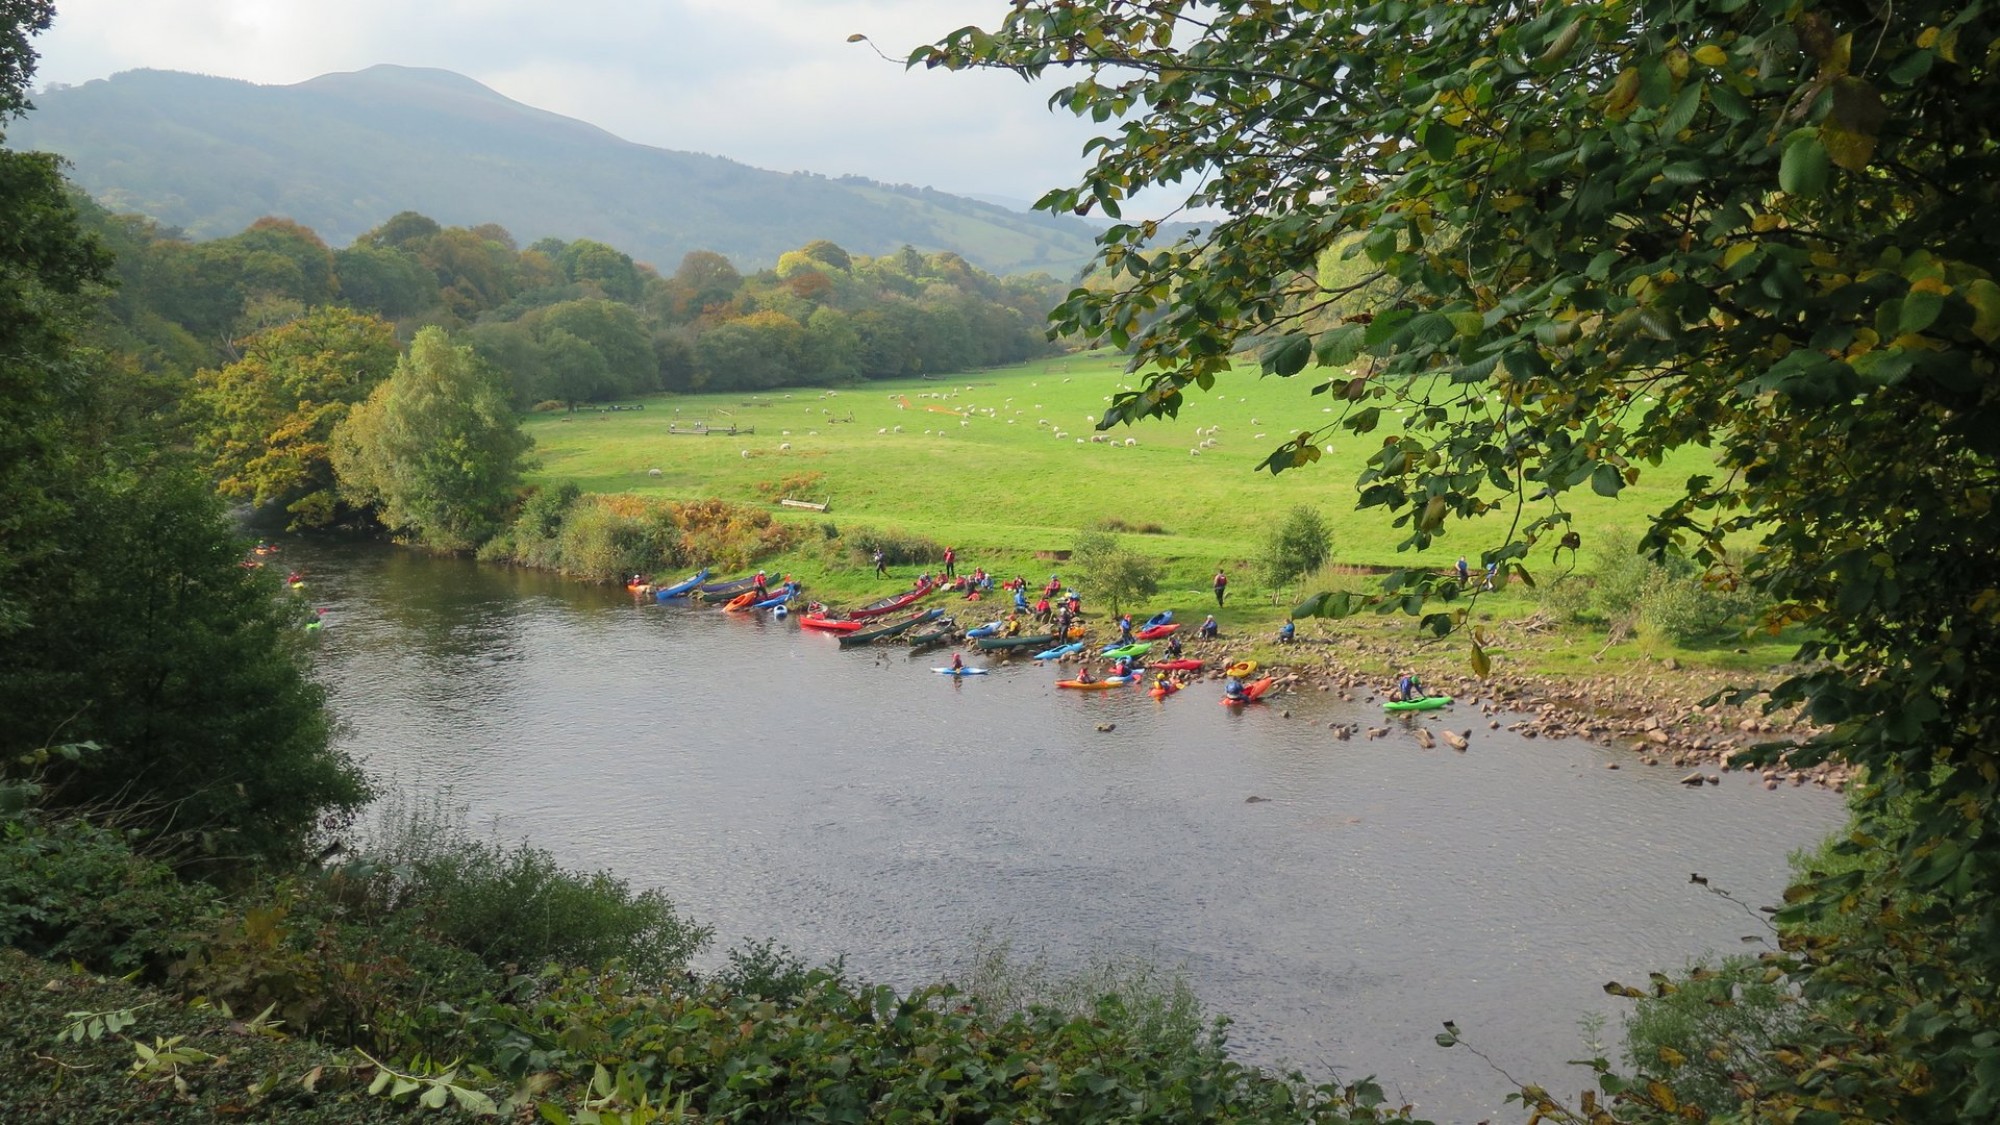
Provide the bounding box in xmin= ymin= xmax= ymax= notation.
xmin=1096 ymin=629 xmax=1851 ymax=795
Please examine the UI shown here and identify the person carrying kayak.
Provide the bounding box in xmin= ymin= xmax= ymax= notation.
xmin=1396 ymin=670 xmax=1425 ymax=702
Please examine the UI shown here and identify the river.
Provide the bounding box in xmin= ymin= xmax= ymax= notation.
xmin=287 ymin=536 xmax=1843 ymax=1122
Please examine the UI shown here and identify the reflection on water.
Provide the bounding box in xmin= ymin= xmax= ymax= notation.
xmin=292 ymin=536 xmax=1842 ymax=1122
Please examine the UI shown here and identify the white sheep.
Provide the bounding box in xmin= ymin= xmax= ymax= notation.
xmin=893 ymin=425 xmax=903 ymax=433
xmin=1190 ymin=448 xmax=1202 ymax=456
xmin=878 ymin=428 xmax=887 ymax=434
xmin=1124 ymin=438 xmax=1136 ymax=447
xmin=779 ymin=442 xmax=791 ymax=451
xmin=782 ymin=430 xmax=791 ymax=436
xmin=648 ymin=468 xmax=662 ymax=477
xmin=741 ymin=450 xmax=751 ymax=459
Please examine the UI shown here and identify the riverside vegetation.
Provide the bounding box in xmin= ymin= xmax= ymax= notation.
xmin=7 ymin=2 xmax=1995 ymax=1124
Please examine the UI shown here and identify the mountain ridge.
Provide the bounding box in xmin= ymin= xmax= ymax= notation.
xmin=13 ymin=64 xmax=1104 ymax=275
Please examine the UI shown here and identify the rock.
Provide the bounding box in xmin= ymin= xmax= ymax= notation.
xmin=1441 ymin=730 xmax=1468 ymax=751
xmin=1096 ymin=723 xmax=1116 ymax=732
xmin=1489 ymin=720 xmax=1501 ymax=729
xmin=1413 ymin=728 xmax=1435 ymax=749
xmin=1680 ymin=771 xmax=1706 ymax=786
xmin=1280 ymin=709 xmax=1292 ymax=718
xmin=1605 ymin=761 xmax=1620 ymax=769
xmin=1245 ymin=795 xmax=1270 ymax=803
xmin=1706 ymin=774 xmax=1721 ymax=785
xmin=1663 ymin=657 xmax=1680 ymax=670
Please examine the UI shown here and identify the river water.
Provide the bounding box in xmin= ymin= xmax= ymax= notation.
xmin=289 ymin=537 xmax=1842 ymax=1122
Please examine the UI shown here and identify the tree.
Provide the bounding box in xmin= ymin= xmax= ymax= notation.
xmin=1260 ymin=505 xmax=1333 ymax=589
xmin=331 ymin=326 xmax=533 ymax=551
xmin=192 ymin=307 xmax=400 ymax=527
xmin=1068 ymin=531 xmax=1159 ymax=618
xmin=928 ymin=2 xmax=2000 ymax=1119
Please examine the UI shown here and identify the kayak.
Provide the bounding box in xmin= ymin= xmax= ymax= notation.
xmin=1224 ymin=659 xmax=1259 ymax=678
xmin=965 ymin=620 xmax=1005 ymax=639
xmin=934 ymin=666 xmax=989 ymax=676
xmin=799 ymin=613 xmax=864 ymax=632
xmin=1058 ymin=676 xmax=1133 ymax=689
xmin=907 ymin=618 xmax=958 ymax=648
xmin=846 ymin=580 xmax=935 ymax=620
xmin=653 ymin=568 xmax=711 ymax=600
xmin=1383 ymin=694 xmax=1454 ymax=712
xmin=748 ymin=586 xmax=797 ymax=610
xmin=694 ymin=574 xmax=759 ymax=598
xmin=837 ymin=607 xmax=944 ymax=647
xmin=721 ymin=590 xmax=763 ymax=612
xmin=1141 ymin=610 xmax=1174 ymax=630
xmin=1148 ymin=681 xmax=1181 ymax=699
xmin=1034 ymin=641 xmax=1087 ymax=660
xmin=975 ymin=633 xmax=1056 ymax=651
xmin=1151 ymin=658 xmax=1203 ymax=672
xmin=1136 ymin=623 xmax=1180 ymax=641
xmin=1102 ymin=641 xmax=1153 ymax=659
xmin=1221 ymin=676 xmax=1277 ymax=706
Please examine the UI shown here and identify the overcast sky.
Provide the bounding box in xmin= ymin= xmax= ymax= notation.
xmin=29 ymin=0 xmax=1179 ymax=214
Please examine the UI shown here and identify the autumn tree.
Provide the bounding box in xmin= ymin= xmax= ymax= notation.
xmin=192 ymin=306 xmax=400 ymax=527
xmin=331 ymin=325 xmax=533 ymax=551
xmin=927 ymin=2 xmax=2000 ymax=1119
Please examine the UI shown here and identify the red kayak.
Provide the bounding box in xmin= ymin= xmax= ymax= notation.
xmin=845 ymin=579 xmax=935 ymax=620
xmin=1151 ymin=658 xmax=1202 ymax=671
xmin=1136 ymin=623 xmax=1180 ymax=641
xmin=799 ymin=613 xmax=865 ymax=632
xmin=1221 ymin=676 xmax=1277 ymax=706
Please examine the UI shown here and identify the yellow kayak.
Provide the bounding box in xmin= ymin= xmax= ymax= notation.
xmin=1225 ymin=659 xmax=1258 ymax=678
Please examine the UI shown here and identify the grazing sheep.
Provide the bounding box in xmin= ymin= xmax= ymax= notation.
xmin=782 ymin=430 xmax=791 ymax=436
xmin=878 ymin=428 xmax=887 ymax=434
xmin=1091 ymin=434 xmax=1107 ymax=443
xmin=779 ymin=442 xmax=791 ymax=451
xmin=648 ymin=468 xmax=663 ymax=477
xmin=893 ymin=425 xmax=903 ymax=433
xmin=1190 ymin=448 xmax=1202 ymax=456
xmin=1124 ymin=437 xmax=1136 ymax=447
xmin=741 ymin=450 xmax=751 ymax=459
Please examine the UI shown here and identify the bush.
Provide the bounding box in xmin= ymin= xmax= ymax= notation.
xmin=843 ymin=525 xmax=943 ymax=568
xmin=1261 ymin=505 xmax=1334 ymax=587
xmin=1069 ymin=530 xmax=1161 ymax=617
xmin=1093 ymin=516 xmax=1171 ymax=535
xmin=0 ymin=815 xmax=221 ymax=975
xmin=1535 ymin=574 xmax=1595 ymax=625
xmin=1639 ymin=571 xmax=1761 ymax=645
xmin=1588 ymin=528 xmax=1670 ymax=627
xmin=709 ymin=937 xmax=842 ymax=1005
xmin=1620 ymin=955 xmax=1809 ymax=1119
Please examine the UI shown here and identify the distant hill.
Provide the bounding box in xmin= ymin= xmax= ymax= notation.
xmin=12 ymin=65 xmax=1106 ymax=276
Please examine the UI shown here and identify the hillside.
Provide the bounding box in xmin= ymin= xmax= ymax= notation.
xmin=12 ymin=65 xmax=1105 ymax=275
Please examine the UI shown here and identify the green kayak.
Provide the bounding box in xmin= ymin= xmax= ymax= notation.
xmin=1383 ymin=694 xmax=1453 ymax=712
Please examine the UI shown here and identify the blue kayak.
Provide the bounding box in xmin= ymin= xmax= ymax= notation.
xmin=654 ymin=568 xmax=710 ymax=600
xmin=965 ymin=620 xmax=1005 ymax=639
xmin=749 ymin=585 xmax=798 ymax=610
xmin=1142 ymin=610 xmax=1173 ymax=630
xmin=1034 ymin=641 xmax=1087 ymax=660
xmin=933 ymin=667 xmax=989 ymax=676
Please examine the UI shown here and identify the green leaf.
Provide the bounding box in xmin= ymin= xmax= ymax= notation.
xmin=421 ymin=1084 xmax=450 ymax=1109
xmin=1962 ymin=278 xmax=2000 ymax=342
xmin=1261 ymin=334 xmax=1313 ymax=377
xmin=1424 ymin=120 xmax=1458 ymax=162
xmin=1779 ymin=129 xmax=1830 ymax=196
xmin=1901 ymin=290 xmax=1945 ymax=335
xmin=1591 ymin=464 xmax=1624 ymax=497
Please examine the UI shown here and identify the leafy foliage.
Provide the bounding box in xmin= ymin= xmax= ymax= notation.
xmin=1261 ymin=504 xmax=1335 ymax=588
xmin=331 ymin=326 xmax=534 ymax=552
xmin=0 ymin=816 xmax=220 ymax=972
xmin=925 ymin=1 xmax=2000 ymax=1118
xmin=1068 ymin=529 xmax=1161 ymax=617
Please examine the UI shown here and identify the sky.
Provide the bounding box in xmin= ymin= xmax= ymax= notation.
xmin=29 ymin=0 xmax=1175 ymax=215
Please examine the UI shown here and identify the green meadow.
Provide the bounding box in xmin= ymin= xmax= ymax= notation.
xmin=524 ymin=351 xmax=1718 ymax=600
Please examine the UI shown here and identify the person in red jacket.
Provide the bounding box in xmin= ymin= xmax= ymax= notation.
xmin=1212 ymin=568 xmax=1229 ymax=606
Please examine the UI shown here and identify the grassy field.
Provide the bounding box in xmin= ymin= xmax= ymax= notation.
xmin=525 ymin=351 xmax=1715 ymax=589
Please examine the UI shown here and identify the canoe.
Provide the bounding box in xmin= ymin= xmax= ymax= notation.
xmin=653 ymin=568 xmax=711 ymax=600
xmin=907 ymin=619 xmax=958 ymax=648
xmin=1383 ymin=694 xmax=1454 ymax=712
xmin=799 ymin=613 xmax=864 ymax=632
xmin=1034 ymin=641 xmax=1087 ymax=660
xmin=1135 ymin=623 xmax=1180 ymax=641
xmin=933 ymin=666 xmax=989 ymax=676
xmin=1057 ymin=676 xmax=1133 ymax=689
xmin=694 ymin=574 xmax=759 ymax=598
xmin=846 ymin=580 xmax=935 ymax=620
xmin=1221 ymin=676 xmax=1277 ymax=706
xmin=1151 ymin=659 xmax=1203 ymax=672
xmin=1224 ymin=659 xmax=1259 ymax=678
xmin=1142 ymin=610 xmax=1174 ymax=630
xmin=837 ymin=607 xmax=943 ymax=647
xmin=1102 ymin=641 xmax=1153 ymax=659
xmin=974 ymin=633 xmax=1056 ymax=651
xmin=965 ymin=620 xmax=1005 ymax=638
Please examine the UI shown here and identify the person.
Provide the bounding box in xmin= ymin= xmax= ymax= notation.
xmin=1110 ymin=656 xmax=1132 ymax=677
xmin=1057 ymin=606 xmax=1074 ymax=637
xmin=1045 ymin=575 xmax=1064 ymax=599
xmin=1278 ymin=619 xmax=1296 ymax=644
xmin=950 ymin=651 xmax=964 ymax=672
xmin=1164 ymin=633 xmax=1184 ymax=657
xmin=1034 ymin=596 xmax=1052 ymax=623
xmin=1456 ymin=555 xmax=1470 ymax=584
xmin=1484 ymin=560 xmax=1500 ymax=591
xmin=1014 ymin=588 xmax=1030 ymax=613
xmin=1065 ymin=592 xmax=1082 ymax=617
xmin=943 ymin=545 xmax=957 ymax=578
xmin=1076 ymin=664 xmax=1097 ymax=684
xmin=1213 ymin=568 xmax=1228 ymax=606
xmin=1223 ymin=674 xmax=1246 ymax=701
xmin=1003 ymin=615 xmax=1022 ymax=637
xmin=1396 ymin=670 xmax=1425 ymax=702
xmin=1200 ymin=614 xmax=1219 ymax=639
xmin=1117 ymin=614 xmax=1135 ymax=644
xmin=874 ymin=547 xmax=888 ymax=577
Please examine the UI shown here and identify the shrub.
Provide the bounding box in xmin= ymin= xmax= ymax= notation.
xmin=1260 ymin=505 xmax=1334 ymax=587
xmin=1639 ymin=571 xmax=1762 ymax=645
xmin=0 ymin=815 xmax=221 ymax=975
xmin=1535 ymin=574 xmax=1595 ymax=625
xmin=1093 ymin=516 xmax=1171 ymax=535
xmin=1620 ymin=955 xmax=1809 ymax=1119
xmin=1588 ymin=528 xmax=1668 ymax=627
xmin=843 ymin=525 xmax=943 ymax=568
xmin=709 ymin=937 xmax=842 ymax=1005
xmin=1069 ymin=530 xmax=1161 ymax=617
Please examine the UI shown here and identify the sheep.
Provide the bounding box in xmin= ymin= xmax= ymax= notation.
xmin=741 ymin=450 xmax=751 ymax=459
xmin=648 ymin=468 xmax=663 ymax=477
xmin=782 ymin=430 xmax=791 ymax=436
xmin=779 ymin=442 xmax=791 ymax=451
xmin=878 ymin=428 xmax=887 ymax=434
xmin=1091 ymin=434 xmax=1107 ymax=443
xmin=893 ymin=425 xmax=904 ymax=433
xmin=1124 ymin=438 xmax=1136 ymax=447
xmin=1190 ymin=448 xmax=1202 ymax=456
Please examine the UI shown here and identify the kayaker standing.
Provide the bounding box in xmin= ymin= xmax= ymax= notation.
xmin=1117 ymin=614 xmax=1135 ymax=645
xmin=874 ymin=548 xmax=887 ymax=577
xmin=752 ymin=570 xmax=769 ymax=599
xmin=1456 ymin=556 xmax=1470 ymax=584
xmin=943 ymin=546 xmax=957 ymax=578
xmin=1213 ymin=568 xmax=1228 ymax=606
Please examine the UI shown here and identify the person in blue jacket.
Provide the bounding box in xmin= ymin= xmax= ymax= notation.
xmin=1278 ymin=619 xmax=1296 ymax=643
